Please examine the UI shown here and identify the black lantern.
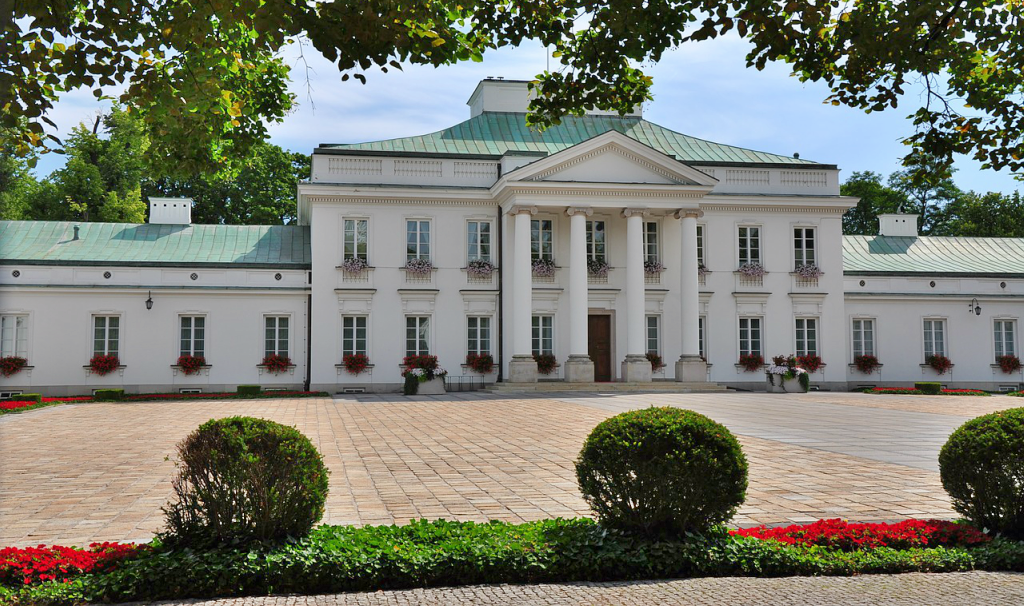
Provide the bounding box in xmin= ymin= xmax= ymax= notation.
xmin=145 ymin=291 xmax=154 ymax=310
xmin=968 ymin=298 xmax=980 ymax=316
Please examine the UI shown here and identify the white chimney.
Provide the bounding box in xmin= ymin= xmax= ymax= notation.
xmin=148 ymin=197 xmax=193 ymax=225
xmin=466 ymin=78 xmax=643 ymax=118
xmin=878 ymin=214 xmax=919 ymax=237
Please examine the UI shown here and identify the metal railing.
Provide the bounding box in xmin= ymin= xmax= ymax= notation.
xmin=444 ymin=375 xmax=487 ymax=392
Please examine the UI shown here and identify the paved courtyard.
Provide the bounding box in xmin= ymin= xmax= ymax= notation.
xmin=2 ymin=391 xmax=1018 ymax=548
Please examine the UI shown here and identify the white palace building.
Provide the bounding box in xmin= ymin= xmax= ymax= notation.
xmin=2 ymin=79 xmax=1023 ymax=396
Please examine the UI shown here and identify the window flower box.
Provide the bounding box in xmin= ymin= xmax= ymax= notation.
xmin=0 ymin=356 xmax=28 ymax=378
xmin=173 ymin=355 xmax=209 ymax=376
xmin=342 ymin=353 xmax=371 ymax=375
xmin=737 ymin=354 xmax=764 ymax=373
xmin=924 ymin=355 xmax=953 ymax=375
xmin=87 ymin=355 xmax=121 ymax=376
xmin=258 ymin=354 xmax=296 ymax=376
xmin=464 ymin=353 xmax=494 ymax=374
xmin=532 ymin=258 xmax=557 ymax=280
xmin=852 ymin=355 xmax=882 ymax=374
xmin=996 ymin=355 xmax=1022 ymax=374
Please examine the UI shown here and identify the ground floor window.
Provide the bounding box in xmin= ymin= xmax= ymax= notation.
xmin=532 ymin=316 xmax=553 ymax=355
xmin=699 ymin=316 xmax=707 ymax=360
xmin=264 ymin=316 xmax=289 ymax=358
xmin=180 ymin=316 xmax=205 ymax=357
xmin=406 ymin=316 xmax=430 ymax=356
xmin=738 ymin=317 xmax=762 ymax=357
xmin=646 ymin=315 xmax=660 ymax=355
xmin=93 ymin=315 xmax=120 ymax=357
xmin=0 ymin=315 xmax=28 ymax=358
xmin=467 ymin=316 xmax=491 ymax=355
xmin=994 ymin=319 xmax=1016 ymax=360
xmin=923 ymin=318 xmax=946 ymax=359
xmin=343 ymin=316 xmax=368 ymax=356
xmin=795 ymin=318 xmax=818 ymax=357
xmin=852 ymin=318 xmax=875 ymax=358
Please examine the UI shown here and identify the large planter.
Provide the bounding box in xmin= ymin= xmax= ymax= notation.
xmin=783 ymin=375 xmax=806 ymax=393
xmin=766 ymin=374 xmax=785 ymax=393
xmin=417 ymin=377 xmax=446 ymax=395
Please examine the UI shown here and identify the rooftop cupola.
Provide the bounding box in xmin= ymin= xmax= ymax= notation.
xmin=467 ymin=78 xmax=642 ymax=118
xmin=148 ymin=197 xmax=193 ymax=225
xmin=878 ymin=214 xmax=920 ymax=237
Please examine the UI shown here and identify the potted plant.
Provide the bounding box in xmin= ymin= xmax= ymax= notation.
xmin=260 ymin=354 xmax=293 ymax=374
xmin=646 ymin=351 xmax=665 ymax=372
xmin=697 ymin=262 xmax=709 ymax=278
xmin=738 ymin=353 xmax=764 ymax=372
xmin=797 ymin=354 xmax=823 ymax=373
xmin=737 ymin=262 xmax=766 ymax=278
xmin=340 ymin=257 xmax=369 ymax=273
xmin=89 ymin=354 xmax=120 ymax=376
xmin=794 ymin=264 xmax=823 ymax=279
xmin=531 ymin=258 xmax=557 ymax=277
xmin=465 ymin=353 xmax=494 ymax=374
xmin=401 ymin=355 xmax=447 ymax=395
xmin=343 ymin=353 xmax=370 ymax=375
xmin=644 ymin=259 xmax=665 ymax=274
xmin=467 ymin=259 xmax=496 ymax=278
xmin=0 ymin=356 xmax=28 ymax=378
xmin=177 ymin=354 xmax=207 ymax=376
xmin=766 ymin=355 xmax=810 ymax=393
xmin=997 ymin=354 xmax=1022 ymax=374
xmin=926 ymin=354 xmax=953 ymax=375
xmin=533 ymin=353 xmax=558 ymax=375
xmin=586 ymin=258 xmax=610 ymax=277
xmin=853 ymin=354 xmax=881 ymax=374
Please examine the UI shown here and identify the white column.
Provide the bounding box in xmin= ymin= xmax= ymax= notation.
xmin=622 ymin=208 xmax=651 ymax=382
xmin=676 ymin=208 xmax=708 ymax=382
xmin=565 ymin=207 xmax=594 ymax=382
xmin=508 ymin=206 xmax=538 ymax=382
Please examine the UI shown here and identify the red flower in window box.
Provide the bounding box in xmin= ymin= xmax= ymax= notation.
xmin=465 ymin=353 xmax=494 ymax=374
xmin=926 ymin=354 xmax=953 ymax=375
xmin=533 ymin=353 xmax=558 ymax=375
xmin=853 ymin=354 xmax=881 ymax=374
xmin=997 ymin=355 xmax=1022 ymax=374
xmin=738 ymin=353 xmax=764 ymax=372
xmin=797 ymin=355 xmax=823 ymax=373
xmin=403 ymin=355 xmax=438 ymax=371
xmin=176 ymin=354 xmax=206 ymax=375
xmin=0 ymin=356 xmax=28 ymax=377
xmin=260 ymin=354 xmax=292 ymax=374
xmin=343 ymin=353 xmax=370 ymax=375
xmin=89 ymin=354 xmax=120 ymax=376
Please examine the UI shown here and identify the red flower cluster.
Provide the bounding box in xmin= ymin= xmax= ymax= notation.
xmin=88 ymin=354 xmax=120 ymax=376
xmin=0 ymin=356 xmax=28 ymax=378
xmin=260 ymin=354 xmax=293 ymax=374
xmin=42 ymin=396 xmax=93 ymax=402
xmin=738 ymin=353 xmax=764 ymax=372
xmin=997 ymin=355 xmax=1022 ymax=374
xmin=402 ymin=355 xmax=438 ymax=371
xmin=731 ymin=519 xmax=990 ymax=551
xmin=0 ymin=542 xmax=145 ymax=585
xmin=465 ymin=353 xmax=494 ymax=374
xmin=926 ymin=354 xmax=953 ymax=374
xmin=176 ymin=354 xmax=206 ymax=375
xmin=797 ymin=355 xmax=823 ymax=373
xmin=853 ymin=354 xmax=881 ymax=374
xmin=0 ymin=401 xmax=35 ymax=411
xmin=343 ymin=353 xmax=370 ymax=375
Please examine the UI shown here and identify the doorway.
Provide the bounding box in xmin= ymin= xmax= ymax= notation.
xmin=588 ymin=314 xmax=612 ymax=382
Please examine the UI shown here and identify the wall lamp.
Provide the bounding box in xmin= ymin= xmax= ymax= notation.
xmin=145 ymin=291 xmax=154 ymax=311
xmin=968 ymin=298 xmax=981 ymax=316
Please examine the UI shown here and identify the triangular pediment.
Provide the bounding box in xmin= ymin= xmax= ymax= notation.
xmin=503 ymin=131 xmax=718 ymax=187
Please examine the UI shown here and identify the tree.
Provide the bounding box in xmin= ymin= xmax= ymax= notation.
xmin=930 ymin=190 xmax=1024 ymax=237
xmin=4 ymin=2 xmax=1023 ymax=179
xmin=840 ymin=172 xmax=909 ymax=235
xmin=886 ymin=157 xmax=962 ymax=234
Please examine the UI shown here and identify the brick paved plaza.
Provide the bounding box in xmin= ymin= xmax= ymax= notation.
xmin=2 ymin=391 xmax=1023 ymax=603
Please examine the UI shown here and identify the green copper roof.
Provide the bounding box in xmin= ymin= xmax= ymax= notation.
xmin=0 ymin=221 xmax=311 ymax=268
xmin=843 ymin=235 xmax=1024 ymax=276
xmin=320 ymin=112 xmax=824 ymax=166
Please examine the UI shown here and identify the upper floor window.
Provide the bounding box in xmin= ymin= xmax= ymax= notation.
xmin=643 ymin=221 xmax=659 ymax=262
xmin=794 ymin=227 xmax=816 ymax=267
xmin=93 ymin=315 xmax=120 ymax=357
xmin=344 ymin=219 xmax=368 ymax=261
xmin=467 ymin=316 xmax=491 ymax=355
xmin=852 ymin=318 xmax=875 ymax=358
xmin=795 ymin=318 xmax=818 ymax=357
xmin=406 ymin=220 xmax=430 ymax=260
xmin=264 ymin=316 xmax=289 ymax=358
xmin=696 ymin=224 xmax=705 ymax=267
xmin=738 ymin=317 xmax=762 ymax=357
xmin=532 ymin=315 xmax=553 ymax=355
xmin=923 ymin=318 xmax=946 ymax=359
xmin=0 ymin=315 xmax=27 ymax=358
xmin=738 ymin=226 xmax=761 ymax=265
xmin=467 ymin=221 xmax=492 ymax=262
xmin=343 ymin=316 xmax=367 ymax=357
xmin=994 ymin=319 xmax=1016 ymax=359
xmin=180 ymin=316 xmax=205 ymax=357
xmin=406 ymin=316 xmax=430 ymax=356
xmin=586 ymin=220 xmax=607 ymax=262
xmin=531 ymin=219 xmax=553 ymax=261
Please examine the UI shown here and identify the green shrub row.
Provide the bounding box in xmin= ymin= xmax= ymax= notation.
xmin=7 ymin=393 xmax=41 ymax=403
xmin=915 ymin=382 xmax=942 ymax=394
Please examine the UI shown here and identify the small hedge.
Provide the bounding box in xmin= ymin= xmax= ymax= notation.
xmin=915 ymin=382 xmax=942 ymax=395
xmin=576 ymin=407 xmax=747 ymax=537
xmin=93 ymin=389 xmax=125 ymax=402
xmin=7 ymin=393 xmax=41 ymax=403
xmin=237 ymin=385 xmax=262 ymax=396
xmin=940 ymin=407 xmax=1024 ymax=539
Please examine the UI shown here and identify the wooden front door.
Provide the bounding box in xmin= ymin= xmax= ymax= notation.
xmin=588 ymin=315 xmax=612 ymax=382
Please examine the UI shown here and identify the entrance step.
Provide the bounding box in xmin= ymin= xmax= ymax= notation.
xmin=486 ymin=381 xmax=727 ymax=393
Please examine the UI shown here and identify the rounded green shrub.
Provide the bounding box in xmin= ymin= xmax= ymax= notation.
xmin=939 ymin=407 xmax=1024 ymax=538
xmin=915 ymin=382 xmax=942 ymax=395
xmin=163 ymin=416 xmax=329 ymax=547
xmin=575 ymin=407 xmax=748 ymax=537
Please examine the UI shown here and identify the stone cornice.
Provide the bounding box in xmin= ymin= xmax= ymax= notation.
xmin=701 ymin=204 xmax=848 ymax=214
xmin=526 ymin=144 xmax=693 ymax=184
xmin=306 ymin=195 xmax=495 ymax=208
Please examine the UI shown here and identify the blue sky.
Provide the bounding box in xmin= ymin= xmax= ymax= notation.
xmin=34 ymin=35 xmax=1023 ymax=195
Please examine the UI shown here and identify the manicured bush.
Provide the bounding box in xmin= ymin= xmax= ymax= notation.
xmin=162 ymin=417 xmax=330 ymax=547
xmin=575 ymin=407 xmax=748 ymax=537
xmin=915 ymin=382 xmax=942 ymax=395
xmin=93 ymin=389 xmax=125 ymax=402
xmin=236 ymin=385 xmax=262 ymax=396
xmin=7 ymin=393 xmax=42 ymax=403
xmin=939 ymin=407 xmax=1024 ymax=539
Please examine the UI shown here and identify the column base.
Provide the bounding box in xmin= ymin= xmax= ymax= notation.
xmin=564 ymin=355 xmax=595 ymax=383
xmin=675 ymin=355 xmax=708 ymax=382
xmin=622 ymin=354 xmax=652 ymax=383
xmin=508 ymin=355 xmax=538 ymax=383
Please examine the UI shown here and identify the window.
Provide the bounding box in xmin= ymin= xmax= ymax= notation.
xmin=586 ymin=220 xmax=607 ymax=262
xmin=646 ymin=315 xmax=660 ymax=355
xmin=795 ymin=318 xmax=818 ymax=357
xmin=794 ymin=227 xmax=816 ymax=267
xmin=467 ymin=316 xmax=491 ymax=355
xmin=738 ymin=317 xmax=762 ymax=357
xmin=696 ymin=224 xmax=705 ymax=267
xmin=92 ymin=316 xmax=120 ymax=357
xmin=531 ymin=219 xmax=553 ymax=261
xmin=738 ymin=226 xmax=760 ymax=265
xmin=406 ymin=316 xmax=430 ymax=356
xmin=995 ymin=320 xmax=1016 ymax=359
xmin=342 ymin=316 xmax=367 ymax=356
xmin=406 ymin=220 xmax=430 ymax=260
xmin=264 ymin=316 xmax=289 ymax=358
xmin=0 ymin=315 xmax=27 ymax=357
xmin=179 ymin=316 xmax=205 ymax=357
xmin=643 ymin=222 xmax=659 ymax=262
xmin=467 ymin=221 xmax=492 ymax=262
xmin=532 ymin=316 xmax=553 ymax=355
xmin=852 ymin=318 xmax=875 ymax=357
xmin=699 ymin=315 xmax=707 ymax=359
xmin=344 ymin=219 xmax=368 ymax=261
xmin=923 ymin=319 xmax=946 ymax=358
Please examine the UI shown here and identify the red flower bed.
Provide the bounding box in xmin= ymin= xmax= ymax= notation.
xmin=731 ymin=519 xmax=990 ymax=551
xmin=0 ymin=542 xmax=145 ymax=585
xmin=0 ymin=401 xmax=36 ymax=411
xmin=42 ymin=396 xmax=93 ymax=402
xmin=868 ymin=387 xmax=989 ymax=396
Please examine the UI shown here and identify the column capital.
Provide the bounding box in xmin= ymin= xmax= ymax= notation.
xmin=621 ymin=207 xmax=650 ymax=218
xmin=508 ymin=205 xmax=538 ymax=216
xmin=565 ymin=206 xmax=593 ymax=217
xmin=674 ymin=208 xmax=704 ymax=219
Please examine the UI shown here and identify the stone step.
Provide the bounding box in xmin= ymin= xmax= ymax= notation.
xmin=486 ymin=381 xmax=728 ymax=393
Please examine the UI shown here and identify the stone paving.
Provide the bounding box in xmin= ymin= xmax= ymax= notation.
xmin=3 ymin=391 xmax=1017 ymax=547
